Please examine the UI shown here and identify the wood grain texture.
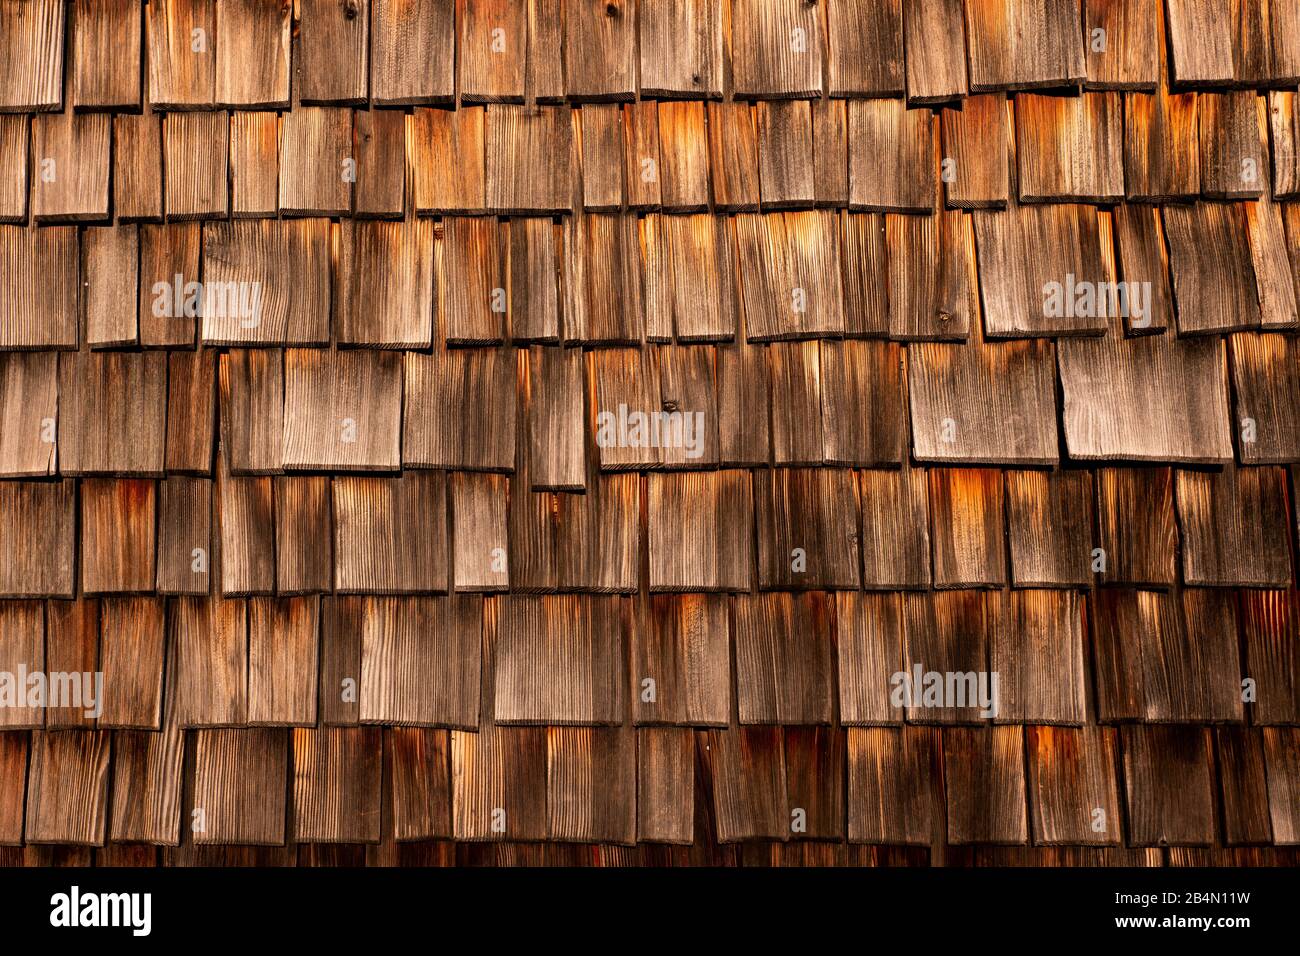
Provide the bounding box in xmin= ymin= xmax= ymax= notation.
xmin=156 ymin=475 xmax=211 ymax=595
xmin=247 ymin=597 xmax=319 ymax=726
xmin=486 ymin=105 xmax=574 ymax=213
xmin=1028 ymin=725 xmax=1121 ymax=845
xmin=1112 ymin=203 xmax=1174 ymax=333
xmin=836 ymin=591 xmax=905 ymax=725
xmin=827 ymin=0 xmax=903 ymax=96
xmin=24 ymin=731 xmax=111 ymax=845
xmin=757 ymin=100 xmax=814 ymax=208
xmin=547 ymin=725 xmax=636 ymax=843
xmin=59 ymin=352 xmax=167 ymax=476
xmin=631 ymin=595 xmax=729 ymax=727
xmin=1164 ymin=204 xmax=1253 ymax=330
xmin=192 ymin=728 xmax=288 ymax=843
xmin=1231 ymin=332 xmax=1300 ymax=463
xmin=359 ymin=596 xmax=481 ymax=728
xmin=524 ymin=345 xmax=585 ymax=490
xmin=1093 ymin=588 xmax=1241 ymax=721
xmin=451 ymin=721 xmax=547 ymax=840
xmin=1122 ymin=725 xmax=1215 ymax=845
xmin=927 ymin=468 xmax=1007 ymax=588
xmin=890 ymin=209 xmax=978 ymax=340
xmin=216 ymin=454 xmax=275 ymax=595
xmin=1164 ymin=0 xmax=1234 ymax=86
xmin=30 ymin=112 xmax=111 ymax=222
xmin=292 ymin=726 xmax=382 ymax=842
xmin=641 ymin=214 xmax=736 ymax=340
xmin=274 ymin=476 xmax=332 ymax=594
xmin=402 ymin=346 xmax=516 ymax=470
xmin=109 ymin=720 xmax=184 ymax=843
xmin=369 ymin=0 xmax=454 ymax=105
xmin=412 ymin=107 xmax=486 ymax=213
xmin=138 ymin=223 xmax=200 ymax=347
xmin=1199 ymin=92 xmax=1264 ymax=199
xmin=298 ymin=0 xmax=369 ymax=104
xmin=0 ymin=601 xmax=46 ymax=727
xmin=707 ymin=101 xmax=760 ymax=211
xmin=114 ymin=113 xmax=164 ymax=221
xmin=171 ymin=596 xmax=248 ymax=727
xmin=1217 ymin=726 xmax=1274 ymax=844
xmin=0 ymin=733 xmax=28 ymax=842
xmin=0 ymin=351 xmax=58 ymax=476
xmin=215 ymin=139 xmax=288 ymax=224
xmin=902 ymin=0 xmax=967 ymax=103
xmin=707 ymin=723 xmax=787 ymax=841
xmin=735 ymin=210 xmax=844 ymax=339
xmin=1005 ymin=469 xmax=1093 ymax=586
xmin=847 ymin=726 xmax=943 ymax=844
xmin=657 ymin=101 xmax=710 ymax=210
xmin=730 ymin=0 xmax=822 ymax=98
xmin=166 ymin=351 xmax=216 ymax=473
xmin=146 ymin=0 xmax=215 ymax=108
xmin=942 ymin=726 xmax=1027 ymax=844
xmin=1124 ymin=83 xmax=1199 ymax=200
xmin=964 ymin=0 xmax=1085 ymax=91
xmin=1263 ymin=728 xmax=1300 ymax=844
xmin=494 ymin=595 xmax=625 ymax=725
xmin=1058 ymin=329 xmax=1235 ymax=462
xmin=566 ymin=213 xmax=643 ymax=342
xmin=437 ymin=216 xmax=505 ymax=344
xmin=42 ymin=600 xmax=99 ymax=731
xmin=1241 ymin=590 xmax=1300 ymax=726
xmin=84 ymin=225 xmax=139 ymax=347
xmin=353 ymin=108 xmax=405 ymax=217
xmin=848 ymin=99 xmax=934 ymax=213
xmin=205 ymin=221 xmax=328 ymax=343
xmin=0 ymin=483 xmax=73 ymax=599
xmin=386 ymin=726 xmax=452 ymax=840
xmin=755 ymin=467 xmax=860 ymax=589
xmin=218 ymin=349 xmax=283 ymax=475
xmin=858 ymin=467 xmax=930 ymax=589
xmin=451 ymin=473 xmax=510 ymax=592
xmin=1176 ymin=465 xmax=1292 ymax=587
xmin=72 ymin=0 xmax=142 ymax=109
xmin=637 ymin=727 xmax=694 ymax=843
xmin=940 ymin=95 xmax=1010 ymax=209
xmin=734 ymin=592 xmax=834 ymax=725
xmin=992 ymin=590 xmax=1086 ymax=724
xmin=458 ymin=0 xmax=525 ymax=102
xmin=214 ymin=0 xmax=290 ymax=108
xmin=332 ymin=473 xmax=449 ymax=593
xmin=278 ymin=107 xmax=352 ymax=216
xmin=564 ymin=0 xmax=635 ymax=101
xmin=282 ymin=348 xmax=401 ymax=470
xmin=97 ymin=598 xmax=166 ymax=728
xmin=164 ymin=112 xmax=229 ymax=219
xmin=335 ymin=217 xmax=436 ymax=346
xmin=648 ymin=470 xmax=754 ymax=591
xmin=0 ymin=115 xmax=27 ymax=222
xmin=0 ymin=225 xmax=77 ymax=348
xmin=1083 ymin=0 xmax=1158 ymax=90
xmin=640 ymin=0 xmax=722 ymax=98
xmin=1016 ymin=93 xmax=1124 ymax=203
xmin=908 ymin=337 xmax=1058 ymax=464
xmin=1094 ymin=467 xmax=1177 ymax=585
xmin=901 ymin=590 xmax=995 ymax=723
xmin=0 ymin=0 xmax=65 ymax=111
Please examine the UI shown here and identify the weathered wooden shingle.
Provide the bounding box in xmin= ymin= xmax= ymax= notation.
xmin=335 ymin=218 xmax=436 ymax=347
xmin=0 ymin=483 xmax=73 ymax=599
xmin=927 ymin=469 xmax=1007 ymax=588
xmin=403 ymin=347 xmax=516 ymax=471
xmin=943 ymin=726 xmax=1028 ymax=844
xmin=0 ymin=352 xmax=57 ymax=477
xmin=564 ymin=0 xmax=635 ymax=101
xmin=283 ymin=349 xmax=402 ymax=471
xmin=902 ymin=0 xmax=968 ymax=103
xmin=164 ymin=112 xmax=229 ymax=219
xmin=1028 ymin=725 xmax=1121 ymax=845
xmin=963 ymin=0 xmax=1085 ymax=91
xmin=278 ymin=108 xmax=352 ymax=216
xmin=640 ymin=0 xmax=722 ymax=98
xmin=1094 ymin=467 xmax=1177 ymax=585
xmin=147 ymin=0 xmax=215 ymax=108
xmin=0 ymin=0 xmax=65 ymax=111
xmin=632 ymin=595 xmax=729 ymax=727
xmin=730 ymin=0 xmax=822 ymax=99
xmin=1005 ymin=470 xmax=1094 ymax=586
xmin=648 ymin=471 xmax=754 ymax=592
xmin=333 ymin=473 xmax=449 ymax=594
xmin=847 ymin=726 xmax=943 ymax=844
xmin=1015 ymin=93 xmax=1124 ymax=203
xmin=81 ymin=478 xmax=157 ymax=594
xmin=247 ymin=597 xmax=319 ymax=726
xmin=1176 ymin=465 xmax=1292 ymax=587
xmin=1123 ymin=725 xmax=1216 ymax=845
xmin=59 ymin=352 xmax=168 ymax=476
xmin=72 ymin=0 xmax=142 ymax=109
xmin=370 ymin=0 xmax=454 ymax=105
xmin=848 ymin=99 xmax=934 ymax=213
xmin=25 ymin=732 xmax=111 ymax=845
xmin=292 ymin=726 xmax=382 ymax=842
xmin=0 ymin=225 xmax=78 ymax=349
xmin=215 ymin=0 xmax=290 ymax=108
xmin=192 ymin=729 xmax=288 ymax=844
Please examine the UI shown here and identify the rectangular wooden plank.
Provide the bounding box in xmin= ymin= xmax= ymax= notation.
xmin=632 ymin=595 xmax=729 ymax=727
xmin=902 ymin=0 xmax=967 ymax=103
xmin=109 ymin=721 xmax=184 ymax=844
xmin=0 ymin=0 xmax=65 ymax=111
xmin=756 ymin=100 xmax=814 ymax=208
xmin=30 ymin=112 xmax=111 ymax=222
xmin=298 ymin=0 xmax=369 ymax=104
xmin=437 ymin=217 xmax=505 ymax=344
xmin=24 ymin=731 xmax=111 ymax=845
xmin=1177 ymin=465 xmax=1292 ymax=586
xmin=658 ymin=101 xmax=710 ymax=210
xmin=0 ymin=115 xmax=27 ymax=222
xmin=485 ymin=105 xmax=573 ymax=213
xmin=192 ymin=728 xmax=288 ymax=844
xmin=1094 ymin=467 xmax=1176 ymax=585
xmin=0 ymin=352 xmax=58 ymax=477
xmin=1199 ymin=91 xmax=1264 ymax=199
xmin=224 ymin=112 xmax=278 ymax=213
xmin=386 ymin=726 xmax=452 ymax=840
xmin=0 ymin=484 xmax=73 ymax=599
xmin=451 ymin=473 xmax=510 ymax=592
xmin=734 ymin=210 xmax=845 ymax=339
xmin=1028 ymin=725 xmax=1121 ymax=844
xmin=292 ymin=726 xmax=382 ymax=842
xmin=755 ymin=468 xmax=860 ymax=589
xmin=274 ymin=476 xmax=332 ymax=594
xmin=412 ymin=107 xmax=486 ymax=213
xmin=735 ymin=593 xmax=835 ymax=725
xmin=370 ymin=0 xmax=454 ymax=105
xmin=72 ymin=0 xmax=142 ymax=109
xmin=641 ymin=214 xmax=736 ymax=341
xmin=214 ymin=0 xmax=290 ymax=108
xmin=332 ymin=473 xmax=449 ymax=593
xmin=43 ymin=600 xmax=99 ymax=730
xmin=114 ymin=113 xmax=164 ymax=222
xmin=166 ymin=350 xmax=216 ymax=473
xmin=648 ymin=471 xmax=754 ymax=592
xmin=848 ymin=99 xmax=934 ymax=213
xmin=828 ymin=0 xmax=903 ymax=97
xmin=1083 ymin=0 xmax=1158 ymax=90
xmin=640 ymin=0 xmax=722 ymax=98
xmin=836 ymin=592 xmax=905 ymax=725
xmin=927 ymin=468 xmax=1007 ymax=587
xmin=84 ymin=225 xmax=139 ymax=347
xmin=247 ymin=597 xmax=319 ymax=726
xmin=1005 ymin=470 xmax=1094 ymax=586
xmin=707 ymin=102 xmax=760 ymax=211
xmin=1016 ymin=93 xmax=1124 ymax=203
xmin=0 ymin=601 xmax=46 ymax=726
xmin=940 ymin=95 xmax=1010 ymax=209
xmin=97 ymin=599 xmax=165 ymax=728
xmin=992 ymin=590 xmax=1086 ymax=723
xmin=216 ymin=456 xmax=276 ymax=594
xmin=218 ymin=349 xmax=283 ymax=475
xmin=172 ymin=596 xmax=248 ymax=727
xmin=637 ymin=727 xmax=694 ymax=843
xmin=0 ymin=225 xmax=77 ymax=349
xmin=1125 ymin=84 xmax=1200 ymax=200
xmin=564 ymin=0 xmax=635 ymax=101
xmin=1231 ymin=332 xmax=1300 ymax=463
xmin=156 ymin=475 xmax=211 ymax=595
xmin=146 ymin=0 xmax=215 ymax=109
xmin=335 ymin=217 xmax=436 ymax=346
xmin=278 ymin=107 xmax=352 ymax=216
xmin=353 ymin=108 xmax=405 ymax=217
xmin=887 ymin=207 xmax=978 ymax=339
xmin=858 ymin=467 xmax=930 ymax=589
xmin=59 ymin=352 xmax=167 ymax=475
xmin=164 ymin=112 xmax=229 ymax=219
xmin=943 ymin=726 xmax=1028 ymax=844
xmin=1165 ymin=0 xmax=1234 ymax=86
xmin=1123 ymin=725 xmax=1215 ymax=845
xmin=524 ymin=346 xmax=584 ymax=491
xmin=964 ymin=0 xmax=1085 ymax=91
xmin=847 ymin=726 xmax=942 ymax=844
xmin=566 ymin=213 xmax=643 ymax=342
xmin=402 ymin=346 xmax=517 ymax=470
xmin=282 ymin=349 xmax=401 ymax=471
xmin=359 ymin=596 xmax=481 ymax=728
xmin=731 ymin=0 xmax=822 ymax=98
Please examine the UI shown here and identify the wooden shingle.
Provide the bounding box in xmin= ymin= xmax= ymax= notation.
xmin=42 ymin=600 xmax=99 ymax=731
xmin=147 ymin=0 xmax=215 ymax=108
xmin=858 ymin=467 xmax=930 ymax=589
xmin=757 ymin=101 xmax=814 ymax=208
xmin=927 ymin=469 xmax=1007 ymax=588
xmin=1241 ymin=590 xmax=1300 ymax=726
xmin=1123 ymin=725 xmax=1216 ymax=845
xmin=943 ymin=726 xmax=1028 ymax=844
xmin=360 ymin=596 xmax=481 ymax=728
xmin=72 ymin=0 xmax=142 ymax=109
xmin=735 ymin=210 xmax=844 ymax=339
xmin=59 ymin=352 xmax=167 ymax=476
xmin=1217 ymin=726 xmax=1274 ymax=844
xmin=278 ymin=108 xmax=352 ymax=216
xmin=298 ymin=0 xmax=369 ymax=104
xmin=1005 ymin=470 xmax=1094 ymax=586
xmin=166 ymin=351 xmax=216 ymax=474
xmin=494 ymin=595 xmax=625 ymax=725
xmin=707 ymin=723 xmax=788 ymax=842
xmin=963 ymin=0 xmax=1085 ymax=91
xmin=0 ymin=601 xmax=46 ymax=726
xmin=707 ymin=102 xmax=760 ymax=211
xmin=0 ymin=483 xmax=73 ymax=599
xmin=332 ymin=473 xmax=449 ymax=594
xmin=564 ymin=0 xmax=635 ymax=101
xmin=640 ymin=0 xmax=722 ymax=98
xmin=353 ymin=109 xmax=406 ymax=217
xmin=738 ymin=590 xmax=837 ymax=723
xmin=837 ymin=592 xmax=905 ymax=725
xmin=25 ymin=732 xmax=111 ymax=845
xmin=1264 ymin=728 xmax=1300 ymax=844
xmin=450 ymin=473 xmax=510 ymax=592
xmin=81 ymin=479 xmax=157 ymax=595
xmin=547 ymin=725 xmax=636 ymax=844
xmin=412 ymin=107 xmax=486 ymax=213
xmin=335 ymin=217 xmax=436 ymax=347
xmin=274 ymin=476 xmax=332 ymax=595
xmin=247 ymin=597 xmax=319 ymax=726
xmin=114 ymin=113 xmax=164 ymax=222
xmin=214 ymin=0 xmax=290 ymax=108
xmin=648 ymin=471 xmax=754 ymax=592
xmin=192 ymin=729 xmax=288 ymax=844
xmin=992 ymin=590 xmax=1087 ymax=724
xmin=0 ymin=115 xmax=27 ymax=221
xmin=84 ymin=225 xmax=139 ymax=347
xmin=848 ymin=99 xmax=934 ymax=213
xmin=1232 ymin=332 xmax=1300 ymax=464
xmin=940 ymin=95 xmax=1011 ymax=209
xmin=1124 ymin=81 xmax=1199 ymax=201
xmin=292 ymin=726 xmax=382 ymax=842
xmin=156 ymin=476 xmax=211 ymax=595
xmin=402 ymin=347 xmax=516 ymax=471
xmin=109 ymin=720 xmax=184 ymax=843
xmin=1015 ymin=93 xmax=1124 ymax=203
xmin=641 ymin=214 xmax=737 ymax=341
xmin=138 ymin=223 xmax=199 ymax=346
xmin=632 ymin=595 xmax=729 ymax=727
xmin=437 ymin=217 xmax=505 ymax=344
xmin=730 ymin=0 xmax=822 ymax=99
xmin=172 ymin=597 xmax=248 ymax=727
xmin=657 ymin=102 xmax=710 ymax=210
xmin=1164 ymin=0 xmax=1234 ymax=86
xmin=566 ymin=214 xmax=642 ymax=342
xmin=1028 ymin=725 xmax=1121 ymax=845
xmin=637 ymin=727 xmax=694 ymax=843
xmin=1094 ymin=467 xmax=1177 ymax=585
xmin=164 ymin=112 xmax=229 ymax=220
xmin=0 ymin=226 xmax=78 ymax=349
xmin=218 ymin=349 xmax=283 ymax=475
xmin=1082 ymin=0 xmax=1158 ymax=90
xmin=524 ymin=346 xmax=584 ymax=490
xmin=282 ymin=349 xmax=401 ymax=471
xmin=0 ymin=352 xmax=58 ymax=477
xmin=1177 ymin=465 xmax=1292 ymax=587
xmin=902 ymin=0 xmax=968 ymax=103
xmin=826 ymin=0 xmax=903 ymax=97
xmin=369 ymin=0 xmax=454 ymax=105
xmin=387 ymin=726 xmax=452 ymax=841
xmin=1199 ymin=92 xmax=1264 ymax=200
xmin=902 ymin=591 xmax=997 ymax=722
xmin=847 ymin=726 xmax=943 ymax=844
xmin=486 ymin=106 xmax=573 ymax=214
xmin=755 ymin=468 xmax=860 ymax=589
xmin=0 ymin=0 xmax=64 ymax=111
